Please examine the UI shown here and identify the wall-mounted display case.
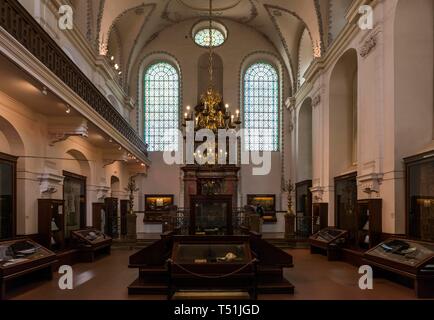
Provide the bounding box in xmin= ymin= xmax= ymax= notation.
xmin=296 ymin=181 xmax=313 ymax=236
xmin=364 ymin=238 xmax=434 ymax=298
xmin=247 ymin=194 xmax=276 ymax=223
xmin=309 ymin=228 xmax=348 ymax=260
xmin=0 ymin=152 xmax=17 ymax=241
xmin=335 ymin=173 xmax=358 ymax=247
xmin=0 ymin=238 xmax=56 ymax=299
xmin=404 ymin=151 xmax=434 ymax=242
xmin=71 ymin=228 xmax=112 ymax=262
xmin=144 ymin=195 xmax=174 ymax=223
xmin=104 ymin=197 xmax=118 ymax=238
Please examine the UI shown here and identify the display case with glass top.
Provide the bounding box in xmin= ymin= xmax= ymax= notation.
xmin=364 ymin=238 xmax=434 ymax=298
xmin=169 ymin=236 xmax=256 ymax=299
xmin=71 ymin=228 xmax=112 ymax=262
xmin=0 ymin=239 xmax=56 ymax=299
xmin=309 ymin=228 xmax=348 ymax=261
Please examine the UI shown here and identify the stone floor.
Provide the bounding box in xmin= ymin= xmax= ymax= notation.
xmin=8 ymin=248 xmax=421 ymax=300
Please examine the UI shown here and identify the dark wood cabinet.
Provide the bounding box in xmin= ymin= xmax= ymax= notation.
xmin=295 ymin=181 xmax=313 ymax=236
xmin=0 ymin=152 xmax=17 ymax=241
xmin=0 ymin=238 xmax=56 ymax=300
xmin=404 ymin=151 xmax=434 ymax=242
xmin=356 ymin=199 xmax=382 ymax=249
xmin=313 ymin=203 xmax=328 ymax=230
xmin=309 ymin=228 xmax=348 ymax=261
xmin=38 ymin=199 xmax=65 ymax=250
xmin=364 ymin=238 xmax=434 ymax=298
xmin=120 ymin=200 xmax=130 ymax=236
xmin=104 ymin=197 xmax=118 ymax=238
xmin=92 ymin=202 xmax=105 ymax=230
xmin=190 ymin=195 xmax=233 ymax=235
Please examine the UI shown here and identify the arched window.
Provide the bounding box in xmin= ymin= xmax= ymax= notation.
xmin=243 ymin=62 xmax=279 ymax=151
xmin=144 ymin=62 xmax=179 ymax=152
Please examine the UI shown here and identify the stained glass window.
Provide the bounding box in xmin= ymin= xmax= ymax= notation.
xmin=194 ymin=28 xmax=225 ymax=47
xmin=243 ymin=63 xmax=279 ymax=151
xmin=144 ymin=62 xmax=179 ymax=152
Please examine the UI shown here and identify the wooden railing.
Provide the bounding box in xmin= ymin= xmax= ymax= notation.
xmin=0 ymin=0 xmax=148 ymax=156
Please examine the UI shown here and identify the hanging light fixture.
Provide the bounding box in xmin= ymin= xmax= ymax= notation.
xmin=182 ymin=0 xmax=241 ymax=132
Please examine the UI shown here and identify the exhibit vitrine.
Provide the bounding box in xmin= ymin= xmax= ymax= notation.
xmin=144 ymin=194 xmax=174 ymax=223
xmin=168 ymin=236 xmax=256 ymax=299
xmin=364 ymin=238 xmax=434 ymax=298
xmin=71 ymin=228 xmax=112 ymax=262
xmin=335 ymin=173 xmax=358 ymax=247
xmin=247 ymin=194 xmax=276 ymax=223
xmin=0 ymin=238 xmax=56 ymax=299
xmin=63 ymin=171 xmax=86 ymax=243
xmin=0 ymin=152 xmax=17 ymax=241
xmin=405 ymin=152 xmax=434 ymax=242
xmin=190 ymin=195 xmax=232 ymax=235
xmin=309 ymin=228 xmax=348 ymax=260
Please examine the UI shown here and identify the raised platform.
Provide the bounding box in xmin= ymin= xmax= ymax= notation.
xmin=127 ymin=232 xmax=295 ymax=299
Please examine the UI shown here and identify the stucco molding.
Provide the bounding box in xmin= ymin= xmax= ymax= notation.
xmin=357 ymin=172 xmax=383 ymax=195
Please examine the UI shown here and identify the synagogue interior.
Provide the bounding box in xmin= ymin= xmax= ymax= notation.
xmin=0 ymin=0 xmax=433 ymax=301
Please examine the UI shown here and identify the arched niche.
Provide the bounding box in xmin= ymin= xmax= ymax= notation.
xmin=110 ymin=175 xmax=121 ymax=197
xmin=198 ymin=52 xmax=223 ymax=102
xmin=394 ymin=0 xmax=433 ymax=154
xmin=0 ymin=115 xmax=25 ymax=157
xmin=298 ymin=28 xmax=314 ymax=88
xmin=297 ymin=97 xmax=313 ymax=182
xmin=329 ymin=48 xmax=358 ymax=176
xmin=63 ymin=149 xmax=91 ymax=179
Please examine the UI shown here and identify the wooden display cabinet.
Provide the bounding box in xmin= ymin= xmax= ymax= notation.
xmin=309 ymin=228 xmax=348 ymax=261
xmin=92 ymin=202 xmax=105 ymax=230
xmin=168 ymin=236 xmax=257 ymax=299
xmin=104 ymin=197 xmax=118 ymax=238
xmin=313 ymin=203 xmax=328 ymax=230
xmin=0 ymin=238 xmax=57 ymax=299
xmin=356 ymin=199 xmax=382 ymax=249
xmin=38 ymin=199 xmax=65 ymax=250
xmin=144 ymin=194 xmax=174 ymax=223
xmin=71 ymin=228 xmax=112 ymax=262
xmin=364 ymin=238 xmax=434 ymax=298
xmin=120 ymin=200 xmax=130 ymax=236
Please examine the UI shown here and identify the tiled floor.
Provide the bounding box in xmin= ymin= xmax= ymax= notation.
xmin=8 ymin=248 xmax=420 ymax=300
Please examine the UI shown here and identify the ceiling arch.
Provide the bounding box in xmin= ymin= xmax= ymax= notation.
xmin=94 ymin=0 xmax=324 ymax=92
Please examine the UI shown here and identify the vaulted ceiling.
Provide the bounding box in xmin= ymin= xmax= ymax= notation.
xmin=73 ymin=0 xmax=328 ymax=91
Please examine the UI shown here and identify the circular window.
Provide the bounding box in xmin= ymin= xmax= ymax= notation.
xmin=192 ymin=21 xmax=228 ymax=48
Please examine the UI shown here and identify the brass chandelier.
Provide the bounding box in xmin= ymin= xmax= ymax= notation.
xmin=183 ymin=0 xmax=241 ymax=132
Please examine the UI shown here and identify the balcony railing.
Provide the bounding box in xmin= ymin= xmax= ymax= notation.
xmin=0 ymin=0 xmax=148 ymax=156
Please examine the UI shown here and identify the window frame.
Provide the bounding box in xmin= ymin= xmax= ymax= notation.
xmin=242 ymin=61 xmax=281 ymax=152
xmin=143 ymin=61 xmax=180 ymax=152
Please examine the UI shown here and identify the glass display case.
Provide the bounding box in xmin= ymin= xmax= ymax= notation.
xmin=71 ymin=228 xmax=112 ymax=262
xmin=247 ymin=194 xmax=276 ymax=223
xmin=0 ymin=239 xmax=56 ymax=299
xmin=174 ymin=243 xmax=247 ymax=264
xmin=364 ymin=238 xmax=434 ymax=298
xmin=190 ymin=195 xmax=233 ymax=235
xmin=144 ymin=194 xmax=174 ymax=222
xmin=309 ymin=228 xmax=348 ymax=261
xmin=168 ymin=236 xmax=256 ymax=299
xmin=335 ymin=173 xmax=358 ymax=247
xmin=405 ymin=152 xmax=434 ymax=242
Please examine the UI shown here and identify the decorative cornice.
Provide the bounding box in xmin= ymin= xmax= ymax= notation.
xmin=357 ymin=172 xmax=383 ymax=195
xmin=38 ymin=172 xmax=64 ymax=197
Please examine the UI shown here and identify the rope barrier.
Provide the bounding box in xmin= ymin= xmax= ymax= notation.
xmin=168 ymin=259 xmax=257 ymax=279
